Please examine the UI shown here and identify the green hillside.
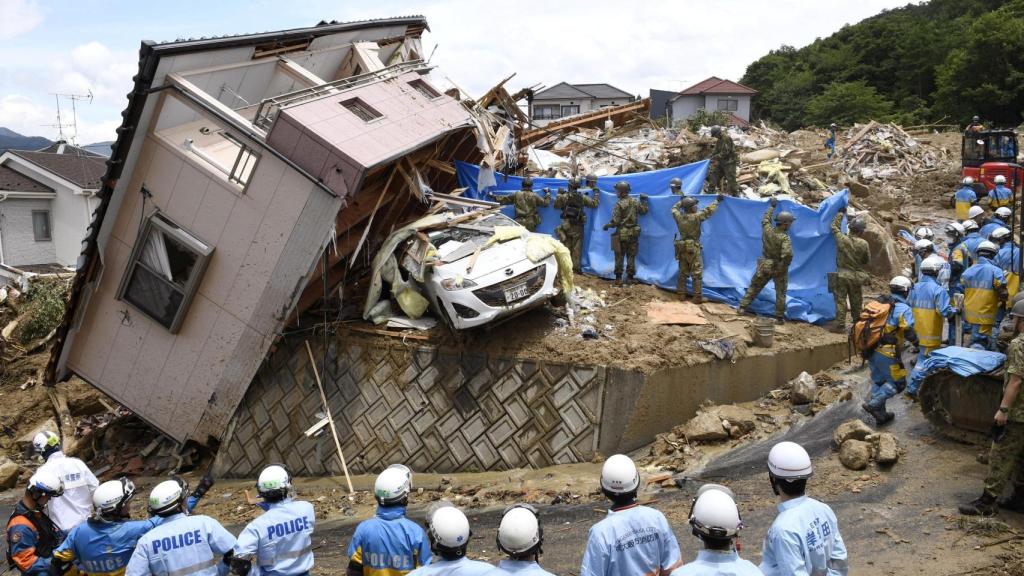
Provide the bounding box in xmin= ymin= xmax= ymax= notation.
xmin=741 ymin=0 xmax=1024 ymax=130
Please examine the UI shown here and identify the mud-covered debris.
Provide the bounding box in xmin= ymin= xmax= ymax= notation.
xmin=839 ymin=439 xmax=872 ymax=470
xmin=710 ymin=405 xmax=757 ymax=435
xmin=0 ymin=457 xmax=20 ymax=489
xmin=869 ymin=432 xmax=900 ymax=464
xmin=790 ymin=371 xmax=817 ymax=405
xmin=683 ymin=411 xmax=728 ymax=442
xmin=834 ymin=418 xmax=875 ymax=446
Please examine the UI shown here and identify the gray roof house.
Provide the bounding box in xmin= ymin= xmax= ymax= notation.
xmin=529 ymin=82 xmax=636 ymax=127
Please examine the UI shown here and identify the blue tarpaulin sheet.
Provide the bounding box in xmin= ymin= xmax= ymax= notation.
xmin=909 ymin=346 xmax=1005 ymax=391
xmin=455 ymin=161 xmax=850 ymax=323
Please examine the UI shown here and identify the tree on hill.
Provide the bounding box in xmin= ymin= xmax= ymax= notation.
xmin=805 ymin=81 xmax=894 ymax=126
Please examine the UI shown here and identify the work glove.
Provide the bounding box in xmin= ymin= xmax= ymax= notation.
xmin=770 ymin=197 xmax=778 ymax=207
xmin=839 ymin=205 xmax=847 ymax=214
xmin=487 ymin=192 xmax=496 ymax=200
xmin=717 ymin=193 xmax=725 ymax=202
xmin=603 ymin=223 xmax=611 ymax=231
xmin=879 ymin=332 xmax=897 ymax=345
xmin=191 ymin=473 xmax=215 ymax=500
xmin=639 ymin=193 xmax=649 ymax=201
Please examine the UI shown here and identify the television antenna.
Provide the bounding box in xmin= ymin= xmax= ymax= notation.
xmin=42 ymin=90 xmax=93 ymax=145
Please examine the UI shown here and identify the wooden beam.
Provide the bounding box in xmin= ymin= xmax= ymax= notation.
xmin=520 ymin=98 xmax=650 ymax=145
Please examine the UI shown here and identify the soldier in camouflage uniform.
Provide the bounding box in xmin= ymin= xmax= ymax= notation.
xmin=709 ymin=126 xmax=739 ymax=196
xmin=960 ymin=299 xmax=1024 ymax=516
xmin=738 ymin=198 xmax=794 ymax=323
xmin=669 ymin=177 xmax=682 ymax=196
xmin=603 ymin=181 xmax=649 ymax=286
xmin=490 ymin=176 xmax=551 ymax=231
xmin=555 ymin=175 xmax=600 ymax=273
xmin=672 ymin=194 xmax=724 ymax=303
xmin=830 ymin=208 xmax=871 ymax=332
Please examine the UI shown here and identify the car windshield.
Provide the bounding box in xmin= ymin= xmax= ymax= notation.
xmin=963 ymin=132 xmax=1017 ymax=166
xmin=430 ymin=213 xmax=520 ymax=263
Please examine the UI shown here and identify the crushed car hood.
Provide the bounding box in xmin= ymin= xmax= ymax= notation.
xmin=436 ymin=237 xmax=531 ymax=280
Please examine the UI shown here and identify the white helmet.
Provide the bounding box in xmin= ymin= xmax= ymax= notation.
xmin=93 ymin=478 xmax=136 ymax=517
xmin=429 ymin=505 xmax=472 ymax=553
xmin=148 ymin=479 xmax=186 ymax=516
xmin=600 ymin=454 xmax=640 ymax=495
xmin=27 ymin=469 xmax=63 ymax=498
xmin=996 ymin=207 xmax=1012 ymax=220
xmin=962 ymin=219 xmax=979 ymax=233
xmin=921 ymin=255 xmax=946 ymax=275
xmin=914 ymin=226 xmax=934 ymax=241
xmin=690 ymin=485 xmax=742 ymax=539
xmin=946 ymin=222 xmax=965 ymax=237
xmin=32 ymin=431 xmax=60 ymax=455
xmin=374 ymin=464 xmax=412 ymax=505
xmin=995 ymin=175 xmax=1007 ymax=184
xmin=496 ymin=504 xmax=542 ymax=556
xmin=991 ymin=227 xmax=1012 ymax=242
xmin=968 ymin=205 xmax=985 ymax=219
xmin=963 ymin=176 xmax=975 ymax=185
xmin=978 ymin=240 xmax=999 ymax=257
xmin=889 ymin=276 xmax=912 ymax=293
xmin=257 ymin=465 xmax=291 ymax=500
xmin=767 ymin=441 xmax=813 ymax=479
xmin=913 ymin=238 xmax=934 ymax=253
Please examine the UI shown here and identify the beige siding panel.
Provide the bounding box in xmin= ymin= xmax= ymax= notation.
xmin=111 ymin=142 xmax=156 ymax=245
xmin=190 ymin=182 xmax=237 ymax=246
xmin=144 ymin=144 xmax=185 ymax=210
xmin=100 ymin=316 xmax=150 ymax=411
xmin=127 ymin=315 xmax=177 ymax=426
xmin=239 ymin=155 xmax=286 ymax=215
xmin=193 ymin=324 xmax=268 ymax=441
xmin=163 ymin=164 xmax=213 ymax=228
xmin=196 ymin=196 xmax=262 ymax=305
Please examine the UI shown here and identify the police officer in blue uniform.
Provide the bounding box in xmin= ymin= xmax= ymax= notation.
xmin=125 ymin=479 xmax=236 ymax=576
xmin=347 ymin=465 xmax=430 ymax=576
xmin=230 ymin=465 xmax=314 ymax=576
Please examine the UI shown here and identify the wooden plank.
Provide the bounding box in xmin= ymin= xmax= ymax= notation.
xmin=347 ymin=325 xmax=432 ymax=340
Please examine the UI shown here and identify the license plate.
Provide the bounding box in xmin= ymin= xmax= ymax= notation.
xmin=504 ymin=282 xmax=529 ymax=303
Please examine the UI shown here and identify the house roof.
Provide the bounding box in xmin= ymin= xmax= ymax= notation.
xmin=8 ymin=150 xmax=107 ymax=189
xmin=34 ymin=141 xmax=105 ymax=157
xmin=534 ymin=82 xmax=634 ymax=101
xmin=0 ymin=164 xmax=53 ymax=193
xmin=679 ymin=76 xmax=757 ymax=96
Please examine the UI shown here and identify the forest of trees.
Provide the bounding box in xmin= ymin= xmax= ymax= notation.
xmin=740 ymin=0 xmax=1024 ymax=130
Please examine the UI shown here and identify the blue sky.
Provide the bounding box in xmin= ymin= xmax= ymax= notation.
xmin=1 ymin=0 xmax=915 ymax=144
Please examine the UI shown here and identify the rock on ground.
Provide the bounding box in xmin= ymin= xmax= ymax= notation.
xmin=859 ymin=213 xmax=901 ymax=278
xmin=711 ymin=405 xmax=758 ymax=434
xmin=790 ymin=371 xmax=817 ymax=405
xmin=834 ymin=418 xmax=874 ymax=446
xmin=870 ymin=432 xmax=900 ymax=464
xmin=839 ymin=439 xmax=872 ymax=470
xmin=0 ymin=457 xmax=20 ymax=489
xmin=683 ymin=411 xmax=728 ymax=442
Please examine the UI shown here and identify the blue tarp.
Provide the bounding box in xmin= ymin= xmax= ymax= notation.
xmin=455 ymin=161 xmax=850 ymax=323
xmin=909 ymin=346 xmax=1005 ymax=391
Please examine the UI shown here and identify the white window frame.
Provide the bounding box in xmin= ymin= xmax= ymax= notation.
xmin=717 ymin=98 xmax=739 ymax=112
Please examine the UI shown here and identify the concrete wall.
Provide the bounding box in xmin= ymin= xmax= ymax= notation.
xmin=671 ymin=94 xmax=752 ymax=123
xmin=0 ymin=198 xmax=56 ymax=266
xmin=671 ymin=95 xmax=702 ymax=123
xmin=703 ymin=94 xmax=751 ymax=122
xmin=214 ymin=335 xmax=848 ymax=477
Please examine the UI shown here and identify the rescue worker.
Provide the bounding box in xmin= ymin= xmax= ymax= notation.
xmin=967 ymin=115 xmax=984 ymax=132
xmin=407 ymin=503 xmax=491 ymax=576
xmin=671 ymin=485 xmax=761 ymax=576
xmin=968 ymin=205 xmax=988 ymax=234
xmin=230 ymin=465 xmax=314 ymax=576
xmin=602 ymin=182 xmax=649 ymax=287
xmin=487 ymin=504 xmax=554 ymax=576
xmin=915 ymin=226 xmax=935 ymax=242
xmin=33 ymin=430 xmax=98 ymax=532
xmin=709 ymin=126 xmax=738 ymax=196
xmin=912 ymin=239 xmax=951 ymax=287
xmin=125 ymin=479 xmax=236 ymax=576
xmin=583 ymin=174 xmax=601 ymax=193
xmin=554 ymin=176 xmax=599 ymax=273
xmin=490 ymin=177 xmax=551 ymax=231
xmin=825 ymin=123 xmax=838 ymax=159
xmin=580 ymin=454 xmax=682 ymax=576
xmin=905 ymin=255 xmax=958 ymax=400
xmin=669 ymin=177 xmax=682 ymax=195
xmin=347 ymin=464 xmax=430 ymax=575
xmin=998 ymin=293 xmax=1024 ymax=352
xmin=962 ymin=217 xmax=985 ymax=261
xmin=862 ymin=276 xmax=917 ymax=426
xmin=6 ymin=470 xmax=64 ymax=576
xmin=760 ymin=442 xmax=848 ymax=576
xmin=53 ymin=476 xmax=210 ymax=576
xmin=993 ymin=226 xmax=1021 ymax=326
xmin=961 ymin=240 xmax=1008 ymax=350
xmin=959 ymin=298 xmax=1024 ymax=516
xmin=672 ymin=194 xmax=724 ymax=303
xmin=830 ymin=209 xmax=870 ymax=333
xmin=738 ymin=198 xmax=794 ymax=324
xmin=955 ymin=177 xmax=978 ymax=221
xmin=989 ymin=175 xmax=1012 ymax=209
xmin=981 ymin=206 xmax=1012 ymax=239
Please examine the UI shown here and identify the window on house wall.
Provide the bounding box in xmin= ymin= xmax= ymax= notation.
xmin=409 ymin=78 xmax=441 ymax=99
xmin=533 ymin=105 xmax=560 ymax=120
xmin=560 ymin=105 xmax=580 ymax=117
xmin=342 ymin=98 xmax=383 ymax=122
xmin=31 ymin=211 xmax=51 ymax=242
xmin=220 ymin=132 xmax=260 ymax=187
xmin=717 ymin=99 xmax=738 ymax=112
xmin=118 ymin=213 xmax=213 ymax=333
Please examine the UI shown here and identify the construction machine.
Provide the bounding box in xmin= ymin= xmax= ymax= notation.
xmin=961 ymin=129 xmax=1022 ymax=196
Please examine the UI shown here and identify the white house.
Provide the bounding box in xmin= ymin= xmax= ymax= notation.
xmin=668 ymin=77 xmax=757 ymax=127
xmin=529 ymin=82 xmax=636 ymax=126
xmin=0 ymin=142 xmax=105 ymax=271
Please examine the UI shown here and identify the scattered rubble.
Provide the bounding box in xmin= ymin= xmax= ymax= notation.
xmin=839 ymin=439 xmax=872 ymax=470
xmin=868 ymin=432 xmax=901 ymax=465
xmin=789 ymin=371 xmax=817 ymax=405
xmin=834 ymin=418 xmax=875 ymax=446
xmin=835 ymin=419 xmax=902 ymax=470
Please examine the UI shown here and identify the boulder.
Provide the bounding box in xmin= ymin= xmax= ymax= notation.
xmin=711 ymin=405 xmax=758 ymax=434
xmin=839 ymin=440 xmax=872 ymax=470
xmin=0 ymin=458 xmax=19 ymax=489
xmin=790 ymin=372 xmax=817 ymax=405
xmin=848 ymin=180 xmax=871 ymax=198
xmin=683 ymin=411 xmax=728 ymax=442
xmin=833 ymin=418 xmax=874 ymax=446
xmin=859 ymin=213 xmax=901 ymax=278
xmin=870 ymin=432 xmax=900 ymax=464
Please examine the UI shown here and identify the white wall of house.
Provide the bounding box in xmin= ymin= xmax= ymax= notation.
xmin=671 ymin=94 xmax=752 ymax=123
xmin=703 ymin=94 xmax=751 ymax=121
xmin=670 ymin=95 xmax=703 ymax=123
xmin=530 ymin=97 xmax=630 ymax=126
xmin=0 ymin=198 xmax=57 ymax=266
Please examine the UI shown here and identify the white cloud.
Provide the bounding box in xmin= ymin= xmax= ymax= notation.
xmin=0 ymin=0 xmax=44 ymax=40
xmin=0 ymin=93 xmax=118 ymax=143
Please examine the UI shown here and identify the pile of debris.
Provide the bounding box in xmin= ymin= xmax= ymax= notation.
xmin=834 ymin=418 xmax=901 ymax=470
xmin=840 ymin=121 xmax=952 ymax=181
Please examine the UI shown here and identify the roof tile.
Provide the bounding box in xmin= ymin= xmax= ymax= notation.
xmin=9 ymin=150 xmax=106 ymax=189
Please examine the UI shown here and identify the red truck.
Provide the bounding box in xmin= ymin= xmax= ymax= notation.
xmin=962 ymin=129 xmax=1022 ymax=195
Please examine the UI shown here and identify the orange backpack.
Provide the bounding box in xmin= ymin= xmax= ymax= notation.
xmin=851 ymin=299 xmax=893 ymax=358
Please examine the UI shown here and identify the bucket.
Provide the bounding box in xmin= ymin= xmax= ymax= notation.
xmin=752 ymin=316 xmax=775 ymax=347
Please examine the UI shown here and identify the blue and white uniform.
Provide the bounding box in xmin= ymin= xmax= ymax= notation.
xmin=234 ymin=499 xmax=315 ymax=576
xmin=347 ymin=505 xmax=431 ymax=576
xmin=989 ymin=184 xmax=1012 ymax=209
xmin=954 ymin=186 xmax=977 ymax=221
xmin=580 ymin=504 xmax=682 ymax=576
xmin=671 ymin=549 xmax=763 ymax=576
xmin=407 ymin=557 xmax=493 ymax=576
xmin=39 ymin=451 xmax=99 ymax=531
xmin=866 ymin=294 xmax=915 ymax=410
xmin=125 ymin=513 xmax=235 ymax=576
xmin=980 ymin=217 xmax=1009 ymax=241
xmin=482 ymin=559 xmax=556 ymax=576
xmin=759 ymin=496 xmax=847 ymax=576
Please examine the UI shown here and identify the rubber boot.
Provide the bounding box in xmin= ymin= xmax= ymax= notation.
xmin=959 ymin=492 xmax=998 ymax=516
xmin=614 ymin=275 xmax=622 ymax=287
xmin=861 ymin=401 xmax=888 ymax=426
xmin=623 ymin=276 xmax=633 ymax=287
xmin=830 ymin=322 xmax=846 ymax=334
xmin=998 ymin=486 xmax=1024 ymax=513
xmin=775 ymin=315 xmax=785 ymax=325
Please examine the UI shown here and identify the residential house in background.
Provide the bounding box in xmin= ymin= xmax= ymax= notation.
xmin=529 ymin=82 xmax=635 ymax=126
xmin=0 ymin=141 xmax=105 ymax=273
xmin=667 ymin=77 xmax=757 ymax=127
xmin=648 ymin=88 xmax=677 ymax=121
